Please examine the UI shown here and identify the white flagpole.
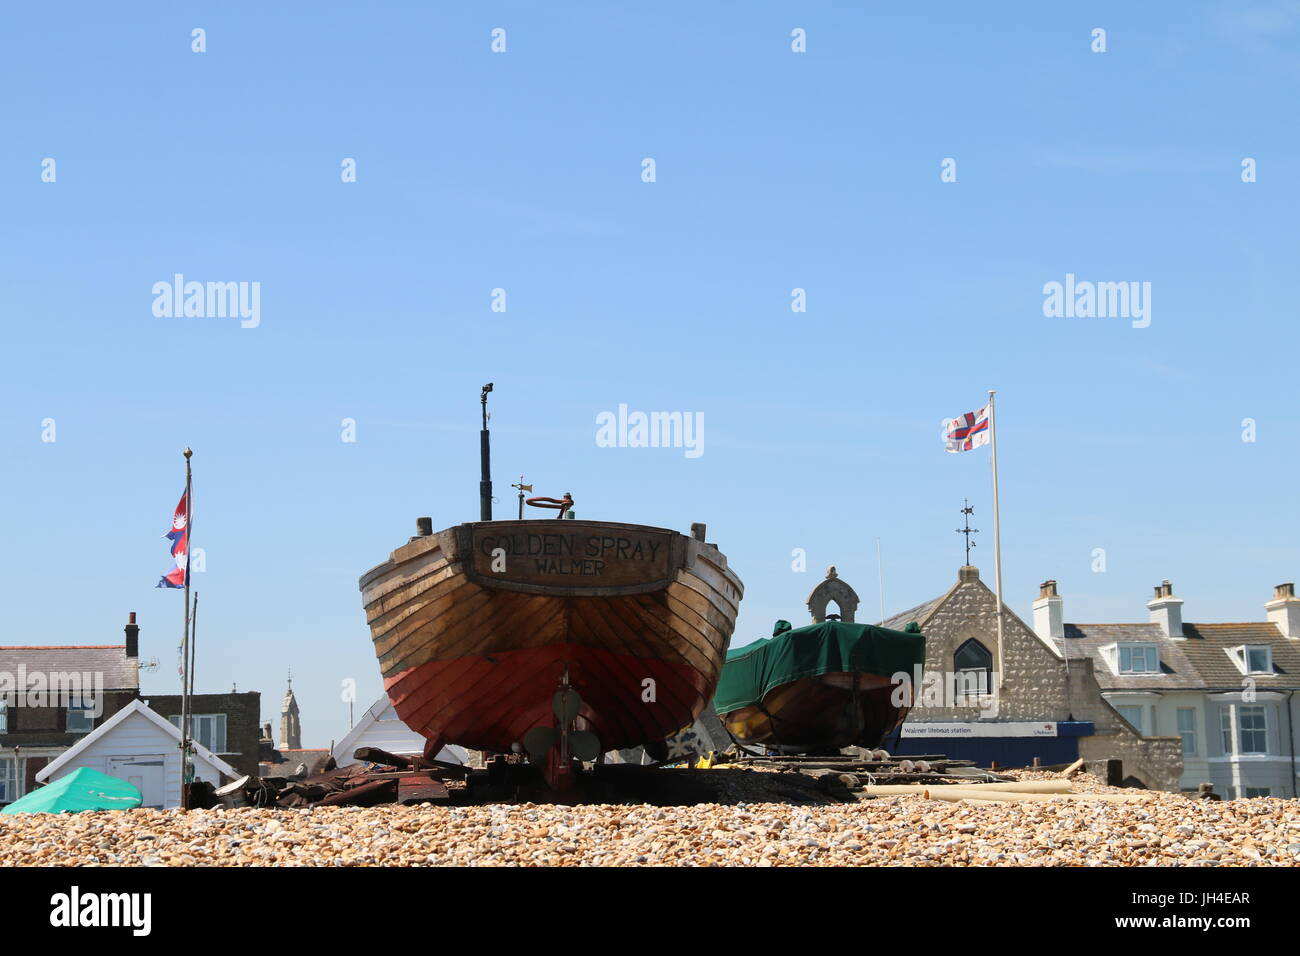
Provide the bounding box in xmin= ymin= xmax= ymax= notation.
xmin=876 ymin=538 xmax=885 ymax=625
xmin=987 ymin=391 xmax=1004 ymax=684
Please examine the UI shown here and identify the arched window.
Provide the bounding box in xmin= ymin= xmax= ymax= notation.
xmin=954 ymin=639 xmax=993 ymax=699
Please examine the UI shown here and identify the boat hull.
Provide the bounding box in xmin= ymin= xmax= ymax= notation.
xmin=359 ymin=520 xmax=743 ymax=756
xmin=720 ymin=672 xmax=907 ymax=754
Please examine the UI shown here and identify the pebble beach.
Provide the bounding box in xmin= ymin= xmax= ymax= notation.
xmin=3 ymin=771 xmax=1298 ymax=867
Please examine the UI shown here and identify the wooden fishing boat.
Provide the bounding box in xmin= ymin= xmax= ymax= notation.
xmin=716 ymin=619 xmax=925 ymax=755
xmin=359 ymin=517 xmax=744 ymax=788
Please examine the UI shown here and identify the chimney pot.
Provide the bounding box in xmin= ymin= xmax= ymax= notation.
xmin=1148 ymin=581 xmax=1184 ymax=638
xmin=1033 ymin=579 xmax=1064 ymax=642
xmin=415 ymin=517 xmax=433 ymax=537
xmin=1266 ymin=581 xmax=1300 ymax=638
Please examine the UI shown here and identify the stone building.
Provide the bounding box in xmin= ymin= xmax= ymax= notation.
xmin=879 ymin=566 xmax=1182 ymax=790
xmin=1044 ymin=579 xmax=1300 ymax=797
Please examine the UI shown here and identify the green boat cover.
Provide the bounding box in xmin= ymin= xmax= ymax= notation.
xmin=714 ymin=618 xmax=925 ymax=715
xmin=1 ymin=766 xmax=142 ymax=815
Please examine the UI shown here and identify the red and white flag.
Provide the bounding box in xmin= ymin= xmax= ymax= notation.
xmin=157 ymin=491 xmax=190 ymax=589
xmin=943 ymin=405 xmax=990 ymax=453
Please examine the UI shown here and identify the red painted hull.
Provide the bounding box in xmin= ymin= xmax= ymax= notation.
xmin=385 ymin=644 xmax=709 ymax=754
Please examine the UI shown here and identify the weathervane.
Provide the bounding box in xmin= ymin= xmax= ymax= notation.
xmin=511 ymin=475 xmax=533 ymax=519
xmin=956 ymin=498 xmax=979 ymax=565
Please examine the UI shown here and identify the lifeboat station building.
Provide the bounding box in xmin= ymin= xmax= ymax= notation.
xmin=820 ymin=566 xmax=1184 ymax=791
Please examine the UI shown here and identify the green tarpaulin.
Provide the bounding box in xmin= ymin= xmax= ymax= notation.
xmin=714 ymin=618 xmax=925 ymax=715
xmin=2 ymin=766 xmax=142 ymax=815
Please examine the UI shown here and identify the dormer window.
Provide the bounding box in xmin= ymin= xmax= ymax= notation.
xmin=1245 ymin=645 xmax=1272 ymax=675
xmin=1117 ymin=643 xmax=1160 ymax=674
xmin=1227 ymin=644 xmax=1274 ymax=675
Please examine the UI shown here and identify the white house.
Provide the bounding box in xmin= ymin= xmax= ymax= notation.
xmin=35 ymin=699 xmax=238 ymax=809
xmin=1043 ymin=580 xmax=1300 ymax=798
xmin=331 ymin=696 xmax=466 ymax=767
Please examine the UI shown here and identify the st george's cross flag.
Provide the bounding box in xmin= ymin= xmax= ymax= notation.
xmin=943 ymin=405 xmax=990 ymax=453
xmin=157 ymin=491 xmax=190 ymax=589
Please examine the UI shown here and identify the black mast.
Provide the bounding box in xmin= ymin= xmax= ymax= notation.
xmin=479 ymin=383 xmax=494 ymax=520
xmin=956 ymin=498 xmax=979 ymax=565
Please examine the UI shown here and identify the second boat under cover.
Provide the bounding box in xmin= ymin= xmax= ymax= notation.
xmin=716 ymin=618 xmax=925 ymax=753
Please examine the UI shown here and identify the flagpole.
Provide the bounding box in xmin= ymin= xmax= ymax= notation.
xmin=180 ymin=448 xmax=193 ymax=809
xmin=876 ymin=538 xmax=885 ymax=625
xmin=987 ymin=391 xmax=1004 ymax=688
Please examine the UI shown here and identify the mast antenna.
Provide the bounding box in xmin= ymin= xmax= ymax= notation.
xmin=479 ymin=384 xmax=494 ymax=521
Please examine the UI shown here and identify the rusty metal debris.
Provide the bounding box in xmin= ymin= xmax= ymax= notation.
xmin=217 ymin=749 xmax=461 ymax=809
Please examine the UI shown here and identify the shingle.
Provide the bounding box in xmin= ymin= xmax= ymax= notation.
xmin=0 ymin=645 xmax=138 ymax=692
xmin=1057 ymin=624 xmax=1205 ymax=690
xmin=881 ymin=594 xmax=946 ymax=632
xmin=1057 ymin=622 xmax=1300 ymax=691
xmin=1178 ymin=623 xmax=1300 ymax=690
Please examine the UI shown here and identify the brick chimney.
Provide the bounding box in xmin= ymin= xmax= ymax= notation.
xmin=1032 ymin=580 xmax=1064 ymax=641
xmin=124 ymin=611 xmax=139 ymax=658
xmin=1265 ymin=582 xmax=1300 ymax=639
xmin=1147 ymin=580 xmax=1183 ymax=638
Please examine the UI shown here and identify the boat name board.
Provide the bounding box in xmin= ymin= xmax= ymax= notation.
xmin=462 ymin=523 xmax=678 ymax=593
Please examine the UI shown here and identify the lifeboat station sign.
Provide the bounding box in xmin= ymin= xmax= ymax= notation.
xmin=900 ymin=721 xmax=1060 ymax=738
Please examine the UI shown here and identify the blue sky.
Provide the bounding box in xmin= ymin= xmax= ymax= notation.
xmin=2 ymin=3 xmax=1298 ymax=747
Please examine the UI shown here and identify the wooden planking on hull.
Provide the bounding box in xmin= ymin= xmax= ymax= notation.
xmin=386 ymin=644 xmax=711 ymax=752
xmin=359 ymin=519 xmax=744 ymax=753
xmin=723 ymin=676 xmax=908 ymax=752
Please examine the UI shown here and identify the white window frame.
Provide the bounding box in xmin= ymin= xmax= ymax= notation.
xmin=0 ymin=757 xmax=16 ymax=802
xmin=1220 ymin=706 xmax=1234 ymax=754
xmin=170 ymin=713 xmax=227 ymax=753
xmin=1117 ymin=643 xmax=1160 ymax=674
xmin=65 ymin=695 xmax=95 ymax=734
xmin=1238 ymin=705 xmax=1267 ymax=755
xmin=1176 ymin=707 xmax=1197 ymax=755
xmin=0 ymin=697 xmax=7 ymax=735
xmin=1244 ymin=645 xmax=1272 ymax=675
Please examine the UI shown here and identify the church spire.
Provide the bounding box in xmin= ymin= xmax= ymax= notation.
xmin=278 ymin=671 xmax=301 ymax=750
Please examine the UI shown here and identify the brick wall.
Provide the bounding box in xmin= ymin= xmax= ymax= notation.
xmin=145 ymin=692 xmax=262 ymax=777
xmin=0 ymin=689 xmax=138 ymax=748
